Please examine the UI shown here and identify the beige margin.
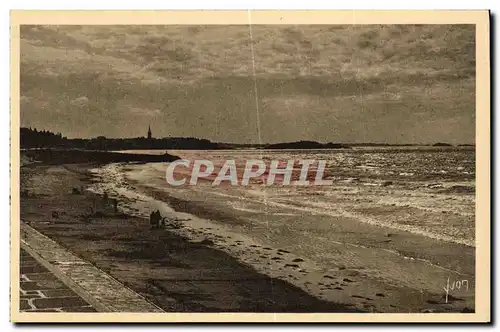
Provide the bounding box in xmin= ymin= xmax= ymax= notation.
xmin=10 ymin=10 xmax=490 ymax=323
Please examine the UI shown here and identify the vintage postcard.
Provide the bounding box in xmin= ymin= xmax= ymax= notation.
xmin=10 ymin=10 xmax=490 ymax=323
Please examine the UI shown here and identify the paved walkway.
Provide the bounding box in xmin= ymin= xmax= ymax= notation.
xmin=20 ymin=249 xmax=96 ymax=312
xmin=20 ymin=221 xmax=164 ymax=313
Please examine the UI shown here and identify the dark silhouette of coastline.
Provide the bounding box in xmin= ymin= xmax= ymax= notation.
xmin=20 ymin=127 xmax=473 ymax=151
xmin=432 ymin=142 xmax=454 ymax=147
xmin=264 ymin=140 xmax=350 ymax=150
xmin=22 ymin=148 xmax=180 ymax=165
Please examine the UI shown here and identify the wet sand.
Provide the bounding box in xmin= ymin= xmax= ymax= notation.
xmin=20 ymin=160 xmax=475 ymax=313
xmin=113 ymin=181 xmax=476 ymax=313
xmin=20 ymin=164 xmax=361 ymax=312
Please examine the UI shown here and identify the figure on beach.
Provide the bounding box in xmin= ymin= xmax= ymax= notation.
xmin=149 ymin=209 xmax=162 ymax=229
xmin=111 ymin=198 xmax=118 ymax=213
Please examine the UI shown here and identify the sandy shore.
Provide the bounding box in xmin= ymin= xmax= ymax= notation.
xmin=20 ymin=160 xmax=475 ymax=313
xmin=20 ymin=163 xmax=361 ymax=312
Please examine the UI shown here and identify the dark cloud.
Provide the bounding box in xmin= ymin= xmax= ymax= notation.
xmin=20 ymin=25 xmax=475 ymax=144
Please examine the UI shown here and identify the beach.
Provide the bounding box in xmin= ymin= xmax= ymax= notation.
xmin=19 ymin=148 xmax=475 ymax=313
xmin=20 ymin=162 xmax=359 ymax=312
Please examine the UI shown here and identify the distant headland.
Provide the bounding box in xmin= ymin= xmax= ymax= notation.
xmin=20 ymin=127 xmax=474 ymax=151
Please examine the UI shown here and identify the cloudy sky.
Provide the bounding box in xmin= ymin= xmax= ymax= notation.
xmin=20 ymin=25 xmax=475 ymax=144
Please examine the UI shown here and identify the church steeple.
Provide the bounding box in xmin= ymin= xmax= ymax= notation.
xmin=147 ymin=124 xmax=152 ymax=139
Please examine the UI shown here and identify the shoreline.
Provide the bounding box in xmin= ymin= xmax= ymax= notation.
xmin=20 ymin=163 xmax=362 ymax=312
xmin=109 ymin=175 xmax=475 ymax=311
xmin=19 ymin=150 xmax=475 ymax=313
xmin=21 ymin=148 xmax=180 ymax=165
xmin=88 ymin=161 xmax=475 ymax=313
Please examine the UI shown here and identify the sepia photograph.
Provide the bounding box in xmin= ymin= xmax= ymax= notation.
xmin=10 ymin=10 xmax=490 ymax=323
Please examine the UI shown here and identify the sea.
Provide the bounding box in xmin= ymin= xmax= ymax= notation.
xmin=88 ymin=147 xmax=475 ymax=296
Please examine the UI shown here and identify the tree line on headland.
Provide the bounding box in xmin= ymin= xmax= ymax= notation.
xmin=20 ymin=127 xmax=472 ymax=151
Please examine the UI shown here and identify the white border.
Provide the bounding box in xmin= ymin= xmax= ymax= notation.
xmin=3 ymin=1 xmax=497 ymax=331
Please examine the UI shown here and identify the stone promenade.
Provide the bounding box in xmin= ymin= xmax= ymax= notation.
xmin=20 ymin=248 xmax=96 ymax=312
xmin=20 ymin=221 xmax=164 ymax=313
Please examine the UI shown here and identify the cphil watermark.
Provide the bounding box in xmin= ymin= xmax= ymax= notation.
xmin=165 ymin=159 xmax=333 ymax=186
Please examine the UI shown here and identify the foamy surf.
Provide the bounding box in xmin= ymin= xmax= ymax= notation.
xmin=87 ymin=159 xmax=475 ymax=298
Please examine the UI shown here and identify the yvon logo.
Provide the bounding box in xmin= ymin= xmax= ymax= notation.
xmin=165 ymin=159 xmax=333 ymax=186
